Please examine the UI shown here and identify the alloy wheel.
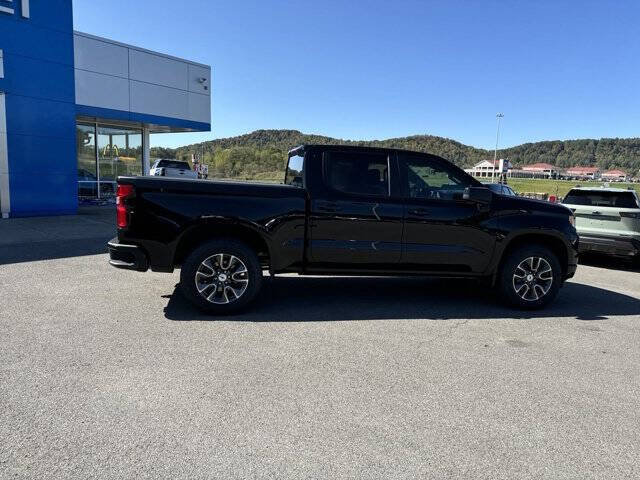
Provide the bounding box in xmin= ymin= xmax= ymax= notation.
xmin=194 ymin=253 xmax=249 ymax=304
xmin=512 ymin=256 xmax=553 ymax=302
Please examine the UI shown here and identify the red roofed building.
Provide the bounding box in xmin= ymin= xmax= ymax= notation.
xmin=508 ymin=162 xmax=559 ymax=179
xmin=565 ymin=166 xmax=601 ymax=180
xmin=601 ymin=169 xmax=628 ymax=182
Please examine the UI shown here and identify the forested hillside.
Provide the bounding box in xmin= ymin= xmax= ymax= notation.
xmin=503 ymin=138 xmax=640 ymax=173
xmin=150 ymin=130 xmax=640 ymax=181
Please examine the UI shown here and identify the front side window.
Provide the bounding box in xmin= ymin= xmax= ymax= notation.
xmin=325 ymin=151 xmax=389 ymax=196
xmin=402 ymin=156 xmax=472 ymax=200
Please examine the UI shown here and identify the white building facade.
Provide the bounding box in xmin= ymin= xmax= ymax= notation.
xmin=0 ymin=2 xmax=211 ymax=217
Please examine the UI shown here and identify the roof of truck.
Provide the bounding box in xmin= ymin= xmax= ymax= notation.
xmin=289 ymin=144 xmax=442 ymax=156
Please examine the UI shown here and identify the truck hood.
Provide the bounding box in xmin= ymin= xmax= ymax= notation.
xmin=494 ymin=194 xmax=573 ymax=216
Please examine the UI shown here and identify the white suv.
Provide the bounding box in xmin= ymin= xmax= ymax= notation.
xmin=150 ymin=159 xmax=198 ymax=179
xmin=562 ymin=187 xmax=640 ymax=262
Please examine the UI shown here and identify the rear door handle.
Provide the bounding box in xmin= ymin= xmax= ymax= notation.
xmin=408 ymin=208 xmax=430 ymax=216
xmin=317 ymin=202 xmax=342 ymax=213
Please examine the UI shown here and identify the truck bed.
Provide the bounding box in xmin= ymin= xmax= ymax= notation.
xmin=115 ymin=176 xmax=308 ymax=273
xmin=118 ymin=175 xmax=303 ymax=197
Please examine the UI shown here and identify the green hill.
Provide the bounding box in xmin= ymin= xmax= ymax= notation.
xmin=151 ymin=129 xmax=640 ymax=182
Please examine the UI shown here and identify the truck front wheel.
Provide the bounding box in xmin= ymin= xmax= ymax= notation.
xmin=180 ymin=239 xmax=263 ymax=315
xmin=497 ymin=244 xmax=562 ymax=309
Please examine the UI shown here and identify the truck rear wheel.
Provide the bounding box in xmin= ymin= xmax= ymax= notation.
xmin=180 ymin=239 xmax=263 ymax=315
xmin=497 ymin=244 xmax=562 ymax=309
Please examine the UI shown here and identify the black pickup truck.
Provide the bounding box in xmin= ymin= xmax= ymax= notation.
xmin=109 ymin=145 xmax=578 ymax=313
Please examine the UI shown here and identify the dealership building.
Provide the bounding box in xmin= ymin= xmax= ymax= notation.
xmin=0 ymin=1 xmax=211 ymax=218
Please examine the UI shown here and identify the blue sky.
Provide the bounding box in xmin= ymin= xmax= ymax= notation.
xmin=73 ymin=0 xmax=640 ymax=149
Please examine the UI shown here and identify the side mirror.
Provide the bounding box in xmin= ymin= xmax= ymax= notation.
xmin=463 ymin=186 xmax=493 ymax=204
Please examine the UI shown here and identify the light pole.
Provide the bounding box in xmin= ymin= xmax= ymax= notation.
xmin=492 ymin=113 xmax=504 ymax=182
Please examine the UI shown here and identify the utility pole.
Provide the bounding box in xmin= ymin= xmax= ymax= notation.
xmin=492 ymin=113 xmax=504 ymax=182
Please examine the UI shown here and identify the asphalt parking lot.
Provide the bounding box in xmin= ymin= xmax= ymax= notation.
xmin=1 ymin=210 xmax=640 ymax=479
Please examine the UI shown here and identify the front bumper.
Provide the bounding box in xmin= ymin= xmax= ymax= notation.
xmin=578 ymin=233 xmax=640 ymax=258
xmin=107 ymin=237 xmax=149 ymax=271
xmin=563 ymin=232 xmax=579 ymax=280
xmin=566 ymin=261 xmax=578 ymax=279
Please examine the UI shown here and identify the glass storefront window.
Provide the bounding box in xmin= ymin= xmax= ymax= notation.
xmin=76 ymin=123 xmax=97 ymax=199
xmin=77 ymin=123 xmax=143 ymax=201
xmin=97 ymin=125 xmax=142 ymax=198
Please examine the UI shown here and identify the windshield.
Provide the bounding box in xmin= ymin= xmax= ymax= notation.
xmin=285 ymin=153 xmax=304 ymax=187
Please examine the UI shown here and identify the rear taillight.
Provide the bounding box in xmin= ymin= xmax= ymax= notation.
xmin=116 ymin=184 xmax=135 ymax=228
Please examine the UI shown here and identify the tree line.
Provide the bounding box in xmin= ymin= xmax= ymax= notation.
xmin=149 ymin=129 xmax=640 ymax=181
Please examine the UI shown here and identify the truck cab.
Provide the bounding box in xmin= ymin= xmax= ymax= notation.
xmin=288 ymin=145 xmax=498 ymax=274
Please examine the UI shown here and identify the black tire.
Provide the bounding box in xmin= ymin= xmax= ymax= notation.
xmin=180 ymin=238 xmax=263 ymax=315
xmin=497 ymin=244 xmax=562 ymax=309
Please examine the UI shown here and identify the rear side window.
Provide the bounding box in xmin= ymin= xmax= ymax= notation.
xmin=157 ymin=160 xmax=191 ymax=170
xmin=325 ymin=151 xmax=389 ymax=196
xmin=563 ymin=190 xmax=639 ymax=208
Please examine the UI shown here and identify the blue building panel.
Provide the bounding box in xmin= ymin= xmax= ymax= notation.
xmin=0 ymin=0 xmax=75 ymax=34
xmin=0 ymin=19 xmax=74 ymax=66
xmin=2 ymin=53 xmax=75 ymax=103
xmin=9 ymin=172 xmax=77 ymax=217
xmin=28 ymin=1 xmax=74 ymax=34
xmin=6 ymin=133 xmax=76 ymax=175
xmin=4 ymin=91 xmax=77 ymax=138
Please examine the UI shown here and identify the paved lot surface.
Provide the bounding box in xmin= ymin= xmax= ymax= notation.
xmin=1 ymin=211 xmax=640 ymax=479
